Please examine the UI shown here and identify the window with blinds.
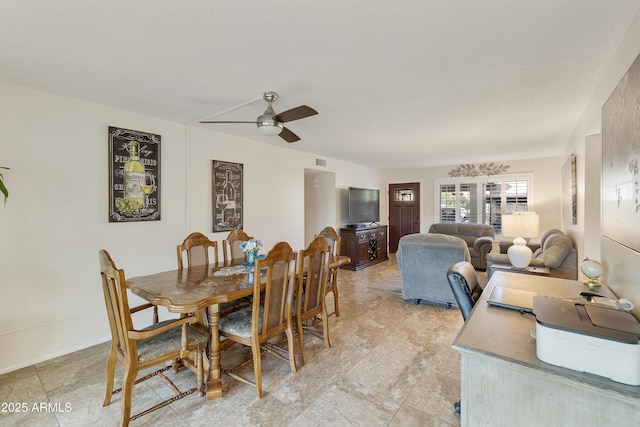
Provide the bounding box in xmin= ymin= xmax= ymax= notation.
xmin=436 ymin=174 xmax=534 ymax=233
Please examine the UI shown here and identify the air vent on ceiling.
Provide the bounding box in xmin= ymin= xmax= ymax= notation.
xmin=316 ymin=158 xmax=326 ymax=167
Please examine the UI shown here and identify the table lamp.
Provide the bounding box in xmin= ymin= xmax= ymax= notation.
xmin=502 ymin=212 xmax=539 ymax=268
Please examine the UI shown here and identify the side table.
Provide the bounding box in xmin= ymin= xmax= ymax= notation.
xmin=489 ymin=262 xmax=550 ymax=277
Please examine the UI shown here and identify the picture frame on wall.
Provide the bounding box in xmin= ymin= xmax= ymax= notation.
xmin=602 ymin=52 xmax=640 ymax=252
xmin=108 ymin=126 xmax=161 ymax=222
xmin=561 ymin=153 xmax=577 ymax=225
xmin=212 ymin=160 xmax=243 ymax=232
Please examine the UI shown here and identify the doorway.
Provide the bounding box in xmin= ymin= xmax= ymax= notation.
xmin=304 ymin=169 xmax=336 ymax=247
xmin=388 ymin=182 xmax=420 ymax=252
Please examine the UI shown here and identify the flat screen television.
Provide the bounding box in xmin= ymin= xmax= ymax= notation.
xmin=348 ymin=187 xmax=380 ymax=225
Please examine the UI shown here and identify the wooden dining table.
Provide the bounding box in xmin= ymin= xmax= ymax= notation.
xmin=126 ymin=254 xmax=350 ymax=400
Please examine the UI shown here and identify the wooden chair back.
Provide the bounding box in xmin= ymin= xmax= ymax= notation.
xmin=218 ymin=241 xmax=298 ymax=398
xmin=177 ymin=232 xmax=219 ymax=269
xmin=222 ymin=228 xmax=253 ymax=263
xmin=252 ymin=242 xmax=296 ymax=339
xmin=296 ymin=236 xmax=331 ymax=364
xmin=100 ymin=249 xmax=136 ymax=360
xmin=316 ymin=226 xmax=341 ymax=317
xmin=317 ymin=226 xmax=341 ymax=257
xmin=99 ymin=249 xmax=206 ymax=426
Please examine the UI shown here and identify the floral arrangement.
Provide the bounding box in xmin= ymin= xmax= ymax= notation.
xmin=240 ymin=239 xmax=262 ymax=254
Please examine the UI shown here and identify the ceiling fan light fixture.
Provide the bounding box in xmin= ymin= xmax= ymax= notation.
xmin=258 ymin=123 xmax=283 ymax=136
xmin=200 ymin=91 xmax=316 ymax=142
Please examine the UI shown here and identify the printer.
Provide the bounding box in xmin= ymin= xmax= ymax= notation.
xmin=533 ymin=295 xmax=640 ymax=386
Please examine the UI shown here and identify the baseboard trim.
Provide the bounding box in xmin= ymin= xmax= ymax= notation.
xmin=0 ymin=308 xmax=111 ymax=375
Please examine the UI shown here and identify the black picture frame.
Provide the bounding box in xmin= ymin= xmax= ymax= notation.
xmin=212 ymin=160 xmax=243 ymax=232
xmin=108 ymin=126 xmax=161 ymax=222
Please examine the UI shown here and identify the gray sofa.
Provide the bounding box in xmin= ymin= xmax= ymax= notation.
xmin=428 ymin=223 xmax=495 ymax=270
xmin=486 ymin=229 xmax=578 ymax=280
xmin=397 ymin=233 xmax=471 ymax=306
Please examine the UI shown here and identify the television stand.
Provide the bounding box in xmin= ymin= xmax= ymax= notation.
xmin=340 ymin=225 xmax=388 ymax=270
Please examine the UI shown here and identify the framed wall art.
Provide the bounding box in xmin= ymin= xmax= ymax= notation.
xmin=212 ymin=160 xmax=243 ymax=232
xmin=602 ymin=53 xmax=640 ymax=252
xmin=108 ymin=126 xmax=161 ymax=222
xmin=561 ymin=153 xmax=577 ymax=225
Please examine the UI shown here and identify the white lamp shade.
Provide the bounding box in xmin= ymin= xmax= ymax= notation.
xmin=502 ymin=212 xmax=539 ymax=268
xmin=502 ymin=212 xmax=539 ymax=238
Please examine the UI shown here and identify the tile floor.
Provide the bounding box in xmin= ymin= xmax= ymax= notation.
xmin=1 ymin=255 xmax=478 ymax=426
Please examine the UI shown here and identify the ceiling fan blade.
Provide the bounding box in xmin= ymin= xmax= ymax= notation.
xmin=273 ymin=105 xmax=318 ymax=123
xmin=279 ymin=127 xmax=301 ymax=143
xmin=199 ymin=120 xmax=256 ymax=124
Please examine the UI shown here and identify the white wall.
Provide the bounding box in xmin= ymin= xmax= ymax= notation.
xmin=0 ymin=81 xmax=383 ymax=374
xmin=382 ymin=156 xmax=563 ymax=241
xmin=563 ymin=8 xmax=640 ymax=316
xmin=304 ymin=170 xmax=337 ymax=247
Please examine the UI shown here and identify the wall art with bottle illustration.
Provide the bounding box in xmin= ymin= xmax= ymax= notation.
xmin=212 ymin=160 xmax=243 ymax=232
xmin=108 ymin=126 xmax=161 ymax=222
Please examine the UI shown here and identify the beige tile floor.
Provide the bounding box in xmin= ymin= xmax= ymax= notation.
xmin=1 ymin=255 xmax=479 ymax=426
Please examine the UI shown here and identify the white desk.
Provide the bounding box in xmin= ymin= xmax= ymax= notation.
xmin=453 ymin=272 xmax=640 ymax=426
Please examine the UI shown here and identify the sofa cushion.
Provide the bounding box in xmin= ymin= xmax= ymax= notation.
xmin=459 ymin=223 xmax=495 ymax=238
xmin=539 ymin=228 xmax=563 ymax=247
xmin=428 ymin=223 xmax=495 ymax=247
xmin=534 ymin=233 xmax=572 ymax=268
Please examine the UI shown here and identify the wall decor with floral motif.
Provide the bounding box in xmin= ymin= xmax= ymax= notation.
xmin=448 ymin=162 xmax=510 ymax=177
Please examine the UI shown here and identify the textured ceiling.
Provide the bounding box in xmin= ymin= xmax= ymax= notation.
xmin=1 ymin=1 xmax=639 ymax=168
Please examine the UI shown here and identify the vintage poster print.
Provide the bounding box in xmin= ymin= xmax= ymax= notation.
xmin=212 ymin=160 xmax=243 ymax=232
xmin=108 ymin=126 xmax=161 ymax=222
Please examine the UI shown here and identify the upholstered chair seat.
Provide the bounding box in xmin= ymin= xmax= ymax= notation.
xmin=218 ymin=306 xmax=264 ymax=339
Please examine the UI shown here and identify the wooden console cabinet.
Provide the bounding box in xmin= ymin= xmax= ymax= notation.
xmin=339 ymin=225 xmax=388 ymax=270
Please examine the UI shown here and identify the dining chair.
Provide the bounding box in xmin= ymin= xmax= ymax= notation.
xmin=222 ymin=228 xmax=254 ymax=263
xmin=446 ymin=260 xmax=482 ymax=415
xmin=316 ymin=226 xmax=342 ymax=317
xmin=177 ymin=232 xmax=249 ymax=333
xmin=176 ymin=231 xmax=219 ymax=269
xmin=99 ymin=250 xmax=207 ymax=427
xmin=296 ymin=235 xmax=331 ymax=366
xmin=218 ymin=241 xmax=298 ymax=398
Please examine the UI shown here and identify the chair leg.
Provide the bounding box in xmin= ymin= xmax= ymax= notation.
xmin=285 ymin=328 xmax=298 ymax=373
xmin=331 ymin=271 xmax=340 ymax=317
xmin=120 ymin=366 xmax=137 ymax=427
xmin=296 ymin=317 xmax=305 ymax=367
xmin=103 ymin=346 xmax=118 ymax=406
xmin=322 ymin=308 xmax=331 ymax=349
xmin=252 ymin=343 xmax=264 ymax=399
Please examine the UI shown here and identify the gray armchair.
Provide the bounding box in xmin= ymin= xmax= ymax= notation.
xmin=428 ymin=223 xmax=495 ymax=270
xmin=487 ymin=229 xmax=578 ymax=280
xmin=397 ymin=233 xmax=471 ymax=306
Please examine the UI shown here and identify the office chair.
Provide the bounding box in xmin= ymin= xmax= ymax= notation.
xmin=446 ymin=260 xmax=483 ymax=415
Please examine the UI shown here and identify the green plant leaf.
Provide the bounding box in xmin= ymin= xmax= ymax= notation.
xmin=0 ymin=167 xmax=8 ymax=205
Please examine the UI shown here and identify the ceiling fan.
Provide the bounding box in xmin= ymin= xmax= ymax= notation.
xmin=199 ymin=92 xmax=318 ymax=143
